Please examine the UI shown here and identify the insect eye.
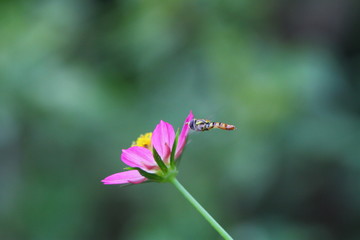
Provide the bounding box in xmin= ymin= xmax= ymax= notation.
xmin=189 ymin=120 xmax=195 ymax=129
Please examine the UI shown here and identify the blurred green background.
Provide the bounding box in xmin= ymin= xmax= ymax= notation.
xmin=1 ymin=0 xmax=360 ymax=239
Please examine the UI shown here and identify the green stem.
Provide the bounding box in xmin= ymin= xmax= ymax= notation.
xmin=170 ymin=178 xmax=233 ymax=240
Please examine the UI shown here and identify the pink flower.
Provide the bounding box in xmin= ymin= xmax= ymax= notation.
xmin=102 ymin=111 xmax=194 ymax=185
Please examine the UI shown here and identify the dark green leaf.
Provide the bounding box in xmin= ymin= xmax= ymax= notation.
xmin=152 ymin=147 xmax=168 ymax=173
xmin=170 ymin=128 xmax=180 ymax=168
xmin=126 ymin=167 xmax=163 ymax=181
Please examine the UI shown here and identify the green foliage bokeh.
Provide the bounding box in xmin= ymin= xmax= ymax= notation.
xmin=1 ymin=1 xmax=359 ymax=240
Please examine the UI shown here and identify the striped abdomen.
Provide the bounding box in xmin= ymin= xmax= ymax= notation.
xmin=211 ymin=122 xmax=235 ymax=130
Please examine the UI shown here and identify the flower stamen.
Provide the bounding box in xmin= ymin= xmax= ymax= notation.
xmin=131 ymin=132 xmax=152 ymax=150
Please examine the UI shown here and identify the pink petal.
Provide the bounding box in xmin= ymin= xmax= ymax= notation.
xmin=152 ymin=120 xmax=175 ymax=161
xmin=101 ymin=170 xmax=147 ymax=184
xmin=121 ymin=146 xmax=157 ymax=171
xmin=176 ymin=111 xmax=194 ymax=158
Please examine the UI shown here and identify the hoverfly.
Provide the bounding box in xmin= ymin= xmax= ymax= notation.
xmin=188 ymin=118 xmax=235 ymax=131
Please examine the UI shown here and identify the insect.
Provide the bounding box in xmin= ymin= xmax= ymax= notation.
xmin=188 ymin=118 xmax=236 ymax=131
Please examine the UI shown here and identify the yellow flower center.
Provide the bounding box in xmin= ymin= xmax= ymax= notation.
xmin=131 ymin=132 xmax=152 ymax=150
